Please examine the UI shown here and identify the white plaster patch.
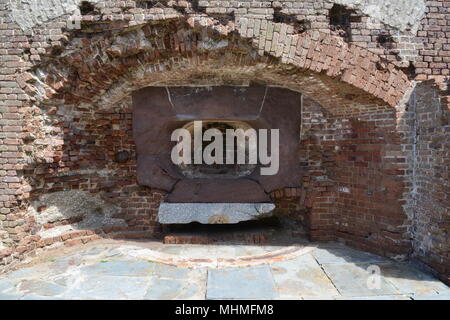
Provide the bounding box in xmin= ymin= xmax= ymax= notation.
xmin=198 ymin=38 xmax=229 ymax=50
xmin=53 ymin=169 xmax=115 ymax=178
xmin=38 ymin=225 xmax=75 ymax=239
xmin=32 ymin=190 xmax=100 ymax=224
xmin=8 ymin=0 xmax=103 ymax=31
xmin=338 ymin=186 xmax=351 ymax=194
xmin=30 ymin=190 xmax=126 ymax=231
xmin=0 ymin=228 xmax=9 ymax=250
xmin=332 ymin=0 xmax=426 ymax=33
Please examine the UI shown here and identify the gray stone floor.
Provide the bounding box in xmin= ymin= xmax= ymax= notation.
xmin=0 ymin=240 xmax=448 ymax=300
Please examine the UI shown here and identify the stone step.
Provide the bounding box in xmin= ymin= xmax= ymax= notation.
xmin=158 ymin=203 xmax=276 ymax=225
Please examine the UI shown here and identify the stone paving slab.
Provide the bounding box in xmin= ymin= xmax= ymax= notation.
xmin=0 ymin=278 xmax=18 ymax=292
xmin=158 ymin=203 xmax=275 ymax=224
xmin=320 ymin=263 xmax=400 ymax=297
xmin=270 ymin=254 xmax=339 ymax=299
xmin=144 ymin=277 xmax=206 ymax=300
xmin=4 ymin=267 xmax=48 ymax=280
xmin=63 ymin=276 xmax=151 ymax=300
xmin=0 ymin=278 xmax=23 ymax=300
xmin=18 ymin=280 xmax=66 ymax=297
xmin=377 ymin=263 xmax=449 ymax=297
xmin=207 ymin=265 xmax=277 ymax=300
xmin=78 ymin=260 xmax=159 ymax=278
xmin=312 ymin=247 xmax=390 ymax=265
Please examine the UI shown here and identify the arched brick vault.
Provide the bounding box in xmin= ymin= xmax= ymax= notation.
xmin=11 ymin=18 xmax=415 ymax=260
xmin=21 ymin=18 xmax=412 ymax=113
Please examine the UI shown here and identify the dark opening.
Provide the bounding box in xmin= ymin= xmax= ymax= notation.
xmin=401 ymin=61 xmax=417 ymax=79
xmin=191 ymin=0 xmax=206 ymax=13
xmin=274 ymin=8 xmax=310 ymax=33
xmin=79 ymin=1 xmax=95 ymax=15
xmin=50 ymin=47 xmax=64 ymax=56
xmin=329 ymin=4 xmax=351 ymax=27
xmin=329 ymin=4 xmax=357 ymax=40
xmin=377 ymin=32 xmax=395 ymax=49
xmin=178 ymin=120 xmax=257 ymax=179
xmin=162 ymin=216 xmax=306 ymax=245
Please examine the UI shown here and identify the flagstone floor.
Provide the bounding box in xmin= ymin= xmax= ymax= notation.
xmin=0 ymin=239 xmax=448 ymax=300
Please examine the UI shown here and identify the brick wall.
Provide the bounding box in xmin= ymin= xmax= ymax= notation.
xmin=25 ymin=101 xmax=164 ymax=237
xmin=409 ymin=81 xmax=449 ymax=284
xmin=301 ymin=97 xmax=412 ymax=259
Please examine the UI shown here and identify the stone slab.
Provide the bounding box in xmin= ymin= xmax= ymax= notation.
xmin=312 ymin=247 xmax=389 ymax=265
xmin=158 ymin=203 xmax=275 ymax=224
xmin=5 ymin=268 xmax=42 ymax=280
xmin=378 ymin=263 xmax=450 ymax=296
xmin=63 ymin=276 xmax=150 ymax=300
xmin=144 ymin=277 xmax=206 ymax=300
xmin=207 ymin=266 xmax=277 ymax=299
xmin=19 ymin=280 xmax=66 ymax=297
xmin=270 ymin=254 xmax=339 ymax=299
xmin=78 ymin=261 xmax=156 ymax=278
xmin=77 ymin=260 xmax=203 ymax=280
xmin=321 ymin=263 xmax=399 ymax=297
xmin=0 ymin=278 xmax=18 ymax=293
xmin=0 ymin=292 xmax=23 ymax=300
xmin=0 ymin=278 xmax=22 ymax=300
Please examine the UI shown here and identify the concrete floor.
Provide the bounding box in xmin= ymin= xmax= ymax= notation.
xmin=0 ymin=239 xmax=448 ymax=300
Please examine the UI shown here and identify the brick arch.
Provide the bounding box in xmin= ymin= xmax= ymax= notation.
xmin=190 ymin=15 xmax=412 ymax=107
xmin=21 ymin=18 xmax=412 ymax=116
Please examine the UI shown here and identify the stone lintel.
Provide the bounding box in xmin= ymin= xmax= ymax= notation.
xmin=158 ymin=203 xmax=276 ymax=224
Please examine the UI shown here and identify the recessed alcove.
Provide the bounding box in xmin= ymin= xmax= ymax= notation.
xmin=177 ymin=120 xmax=257 ymax=179
xmin=3 ymin=3 xmax=448 ymax=286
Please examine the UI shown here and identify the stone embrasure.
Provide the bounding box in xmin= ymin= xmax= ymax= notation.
xmin=158 ymin=203 xmax=276 ymax=224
